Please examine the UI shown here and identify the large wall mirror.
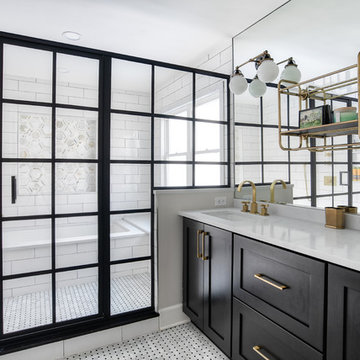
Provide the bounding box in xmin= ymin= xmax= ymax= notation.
xmin=233 ymin=0 xmax=360 ymax=210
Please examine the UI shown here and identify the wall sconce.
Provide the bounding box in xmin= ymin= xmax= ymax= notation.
xmin=229 ymin=50 xmax=301 ymax=97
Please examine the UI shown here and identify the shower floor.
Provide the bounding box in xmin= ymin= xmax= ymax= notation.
xmin=3 ymin=273 xmax=151 ymax=334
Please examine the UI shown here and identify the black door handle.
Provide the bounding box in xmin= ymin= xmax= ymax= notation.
xmin=11 ymin=176 xmax=17 ymax=204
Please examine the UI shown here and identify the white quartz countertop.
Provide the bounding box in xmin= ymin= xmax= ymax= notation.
xmin=179 ymin=207 xmax=360 ymax=272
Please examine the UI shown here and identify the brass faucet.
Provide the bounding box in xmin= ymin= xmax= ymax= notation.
xmin=270 ymin=179 xmax=287 ymax=203
xmin=237 ymin=180 xmax=257 ymax=214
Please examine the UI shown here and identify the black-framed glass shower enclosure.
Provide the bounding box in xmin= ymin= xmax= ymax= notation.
xmin=0 ymin=32 xmax=230 ymax=354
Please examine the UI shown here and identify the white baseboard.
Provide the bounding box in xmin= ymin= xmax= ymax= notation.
xmin=159 ymin=304 xmax=190 ymax=330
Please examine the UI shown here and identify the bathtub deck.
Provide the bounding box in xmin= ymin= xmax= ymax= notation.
xmin=3 ymin=273 xmax=151 ymax=333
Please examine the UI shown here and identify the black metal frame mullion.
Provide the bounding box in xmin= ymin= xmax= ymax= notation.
xmin=226 ymin=77 xmax=231 ymax=186
xmin=192 ymin=73 xmax=196 ymax=187
xmin=0 ymin=40 xmax=3 ymax=336
xmin=51 ymin=51 xmax=57 ymax=324
xmin=150 ymin=64 xmax=155 ymax=309
xmin=260 ymin=97 xmax=264 ymax=183
xmin=99 ymin=55 xmax=111 ymax=317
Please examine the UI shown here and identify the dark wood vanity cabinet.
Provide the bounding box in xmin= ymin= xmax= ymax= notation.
xmin=183 ymin=218 xmax=232 ymax=357
xmin=327 ymin=264 xmax=360 ymax=360
xmin=182 ymin=217 xmax=360 ymax=360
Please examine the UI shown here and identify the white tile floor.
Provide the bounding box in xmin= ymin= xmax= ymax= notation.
xmin=62 ymin=322 xmax=229 ymax=360
xmin=3 ymin=273 xmax=151 ymax=333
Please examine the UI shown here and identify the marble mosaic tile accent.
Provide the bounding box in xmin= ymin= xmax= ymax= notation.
xmin=3 ymin=273 xmax=151 ymax=334
xmin=56 ymin=163 xmax=96 ymax=193
xmin=63 ymin=322 xmax=229 ymax=360
xmin=56 ymin=116 xmax=97 ymax=159
xmin=18 ymin=112 xmax=51 ymax=158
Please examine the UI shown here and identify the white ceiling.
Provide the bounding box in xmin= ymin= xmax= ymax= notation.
xmin=0 ymin=0 xmax=287 ymax=69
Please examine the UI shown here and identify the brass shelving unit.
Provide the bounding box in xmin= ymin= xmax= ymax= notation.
xmin=277 ymin=52 xmax=360 ymax=152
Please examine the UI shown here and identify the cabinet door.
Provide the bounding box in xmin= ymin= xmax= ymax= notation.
xmin=232 ymin=298 xmax=323 ymax=360
xmin=183 ymin=218 xmax=204 ymax=328
xmin=203 ymin=225 xmax=232 ymax=357
xmin=327 ymin=264 xmax=360 ymax=360
xmin=233 ymin=234 xmax=325 ymax=351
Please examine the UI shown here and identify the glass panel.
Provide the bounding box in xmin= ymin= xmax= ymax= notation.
xmin=56 ymin=108 xmax=98 ymax=159
xmin=195 ymin=75 xmax=227 ymax=121
xmin=234 ymin=90 xmax=260 ymax=124
xmin=56 ymin=216 xmax=98 ymax=268
xmin=352 ymin=165 xmax=360 ymax=193
xmin=334 ymin=194 xmax=350 ymax=207
xmin=56 ymin=267 xmax=98 ymax=322
xmin=333 ymin=136 xmax=348 ymax=162
xmin=316 ymin=196 xmax=333 ymax=208
xmin=3 ymin=274 xmax=52 ymax=333
xmin=2 ymin=162 xmax=51 ymax=217
xmin=55 ymin=163 xmax=97 ymax=214
xmin=235 ymin=126 xmax=261 ymax=162
xmin=316 ymin=163 xmax=333 ymax=196
xmin=111 ymin=59 xmax=151 ymax=112
xmin=195 ymin=123 xmax=227 ymax=162
xmin=293 ymin=198 xmax=312 ymax=207
xmin=154 ymin=118 xmax=192 ymax=161
xmin=263 ymin=86 xmax=286 ymax=126
xmin=110 ymin=213 xmax=151 ymax=261
xmin=235 ymin=164 xmax=261 ymax=184
xmin=263 ymin=128 xmax=288 ymax=162
xmin=2 ymin=103 xmax=51 ymax=159
xmin=154 ymin=164 xmax=192 ymax=187
xmin=352 ymin=193 xmax=360 ymax=208
xmin=111 ymin=114 xmax=151 ymax=161
xmin=56 ymin=53 xmax=99 ymax=107
xmin=263 ymin=164 xmax=289 ymax=183
xmin=111 ymin=260 xmax=151 ymax=315
xmin=289 ymin=95 xmax=300 ymax=127
xmin=3 ymin=44 xmax=52 ymax=102
xmin=110 ymin=164 xmax=151 ymax=211
xmin=3 ymin=219 xmax=51 ymax=276
xmin=289 ymin=136 xmax=310 ymax=162
xmin=155 ymin=67 xmax=192 ymax=116
xmin=334 ymin=164 xmax=349 ymax=194
xmin=290 ymin=164 xmax=311 ymax=199
xmin=195 ymin=165 xmax=227 ymax=186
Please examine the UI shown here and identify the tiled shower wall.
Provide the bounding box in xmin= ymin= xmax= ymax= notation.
xmin=2 ymin=75 xmax=152 ymax=218
xmin=2 ymin=75 xmax=152 ymax=294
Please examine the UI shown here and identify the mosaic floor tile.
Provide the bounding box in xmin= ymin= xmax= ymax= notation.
xmin=3 ymin=273 xmax=151 ymax=333
xmin=62 ymin=322 xmax=229 ymax=360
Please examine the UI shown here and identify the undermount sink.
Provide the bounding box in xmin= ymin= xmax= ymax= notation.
xmin=201 ymin=209 xmax=245 ymax=221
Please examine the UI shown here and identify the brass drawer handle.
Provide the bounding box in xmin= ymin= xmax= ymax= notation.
xmin=196 ymin=230 xmax=203 ymax=258
xmin=254 ymin=273 xmax=287 ymax=291
xmin=202 ymin=232 xmax=209 ymax=261
xmin=253 ymin=346 xmax=272 ymax=360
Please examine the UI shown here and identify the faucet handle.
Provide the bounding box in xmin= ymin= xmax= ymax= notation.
xmin=241 ymin=201 xmax=250 ymax=213
xmin=260 ymin=204 xmax=269 ymax=216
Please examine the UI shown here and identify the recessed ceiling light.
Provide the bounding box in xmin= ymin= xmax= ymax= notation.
xmin=62 ymin=31 xmax=81 ymax=41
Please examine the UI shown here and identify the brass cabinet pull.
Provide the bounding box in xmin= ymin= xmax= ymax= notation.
xmin=254 ymin=273 xmax=287 ymax=291
xmin=196 ymin=230 xmax=203 ymax=258
xmin=253 ymin=346 xmax=272 ymax=360
xmin=201 ymin=232 xmax=209 ymax=261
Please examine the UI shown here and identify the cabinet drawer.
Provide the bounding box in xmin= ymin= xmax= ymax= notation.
xmin=233 ymin=234 xmax=325 ymax=351
xmin=232 ymin=298 xmax=323 ymax=360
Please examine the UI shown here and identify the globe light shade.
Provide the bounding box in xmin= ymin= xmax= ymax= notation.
xmin=249 ymin=76 xmax=267 ymax=98
xmin=257 ymin=59 xmax=279 ymax=83
xmin=229 ymin=71 xmax=248 ymax=95
xmin=280 ymin=64 xmax=301 ymax=85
